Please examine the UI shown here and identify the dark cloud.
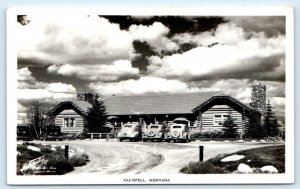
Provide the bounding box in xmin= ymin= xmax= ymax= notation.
xmin=226 ymin=16 xmax=285 ymax=37
xmin=101 ymin=16 xmax=227 ymax=36
xmin=131 ymin=40 xmax=158 ymax=73
xmin=18 ymin=58 xmax=89 ymax=91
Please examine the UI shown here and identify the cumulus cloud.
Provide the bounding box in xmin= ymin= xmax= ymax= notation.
xmin=17 ymin=82 xmax=76 ymax=101
xmin=149 ymin=22 xmax=285 ymax=81
xmin=17 ymin=67 xmax=77 ymax=123
xmin=47 ymin=60 xmax=139 ymax=81
xmin=17 ymin=15 xmax=132 ymax=64
xmin=89 ymin=76 xmax=199 ymax=95
xmin=129 ymin=22 xmax=179 ymax=53
xmin=18 ymin=67 xmax=36 ymax=88
xmin=225 ymin=16 xmax=285 ymax=38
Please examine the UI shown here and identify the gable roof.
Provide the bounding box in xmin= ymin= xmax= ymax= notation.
xmin=103 ymin=91 xmax=223 ymax=115
xmin=48 ymin=99 xmax=92 ymax=116
xmin=192 ymin=94 xmax=260 ymax=115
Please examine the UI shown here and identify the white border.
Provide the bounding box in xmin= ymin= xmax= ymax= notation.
xmin=7 ymin=6 xmax=294 ymax=185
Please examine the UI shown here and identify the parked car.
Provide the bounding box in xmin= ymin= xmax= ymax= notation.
xmin=166 ymin=118 xmax=191 ymax=143
xmin=45 ymin=126 xmax=63 ymax=141
xmin=173 ymin=117 xmax=190 ymax=127
xmin=142 ymin=124 xmax=166 ymax=142
xmin=17 ymin=125 xmax=32 ymax=141
xmin=117 ymin=123 xmax=142 ymax=142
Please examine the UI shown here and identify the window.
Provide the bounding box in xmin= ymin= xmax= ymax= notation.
xmin=64 ymin=118 xmax=75 ymax=127
xmin=214 ymin=114 xmax=229 ymax=126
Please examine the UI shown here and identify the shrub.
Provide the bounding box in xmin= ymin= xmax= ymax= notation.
xmin=70 ymin=153 xmax=89 ymax=167
xmin=41 ymin=147 xmax=52 ymax=153
xmin=190 ymin=131 xmax=223 ymax=138
xmin=45 ymin=157 xmax=74 ymax=175
xmin=180 ymin=162 xmax=227 ymax=174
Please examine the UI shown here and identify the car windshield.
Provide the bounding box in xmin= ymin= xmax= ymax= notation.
xmin=150 ymin=126 xmax=159 ymax=129
xmin=123 ymin=125 xmax=132 ymax=128
xmin=172 ymin=125 xmax=182 ymax=129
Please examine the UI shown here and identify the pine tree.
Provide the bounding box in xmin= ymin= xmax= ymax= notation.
xmin=84 ymin=98 xmax=108 ymax=133
xmin=263 ymin=101 xmax=279 ymax=137
xmin=245 ymin=110 xmax=266 ymax=139
xmin=222 ymin=115 xmax=238 ymax=138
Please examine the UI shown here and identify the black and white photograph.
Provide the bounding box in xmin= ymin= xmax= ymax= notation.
xmin=7 ymin=7 xmax=294 ymax=184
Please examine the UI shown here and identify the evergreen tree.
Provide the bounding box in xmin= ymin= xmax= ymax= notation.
xmin=222 ymin=115 xmax=238 ymax=138
xmin=263 ymin=101 xmax=279 ymax=137
xmin=245 ymin=110 xmax=266 ymax=139
xmin=84 ymin=98 xmax=108 ymax=133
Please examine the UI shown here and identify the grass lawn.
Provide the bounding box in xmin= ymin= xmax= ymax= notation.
xmin=181 ymin=145 xmax=285 ymax=174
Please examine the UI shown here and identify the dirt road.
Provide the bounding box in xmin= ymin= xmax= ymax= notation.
xmin=37 ymin=139 xmax=283 ymax=175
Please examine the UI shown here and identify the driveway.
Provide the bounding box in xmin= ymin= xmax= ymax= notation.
xmin=34 ymin=139 xmax=284 ymax=175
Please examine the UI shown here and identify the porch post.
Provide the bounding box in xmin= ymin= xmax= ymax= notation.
xmin=241 ymin=108 xmax=246 ymax=138
xmin=198 ymin=108 xmax=203 ymax=133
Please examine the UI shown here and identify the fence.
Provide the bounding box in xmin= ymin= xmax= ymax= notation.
xmin=87 ymin=132 xmax=117 ymax=139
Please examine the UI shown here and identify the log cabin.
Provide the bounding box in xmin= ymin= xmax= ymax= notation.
xmin=48 ymin=92 xmax=260 ymax=137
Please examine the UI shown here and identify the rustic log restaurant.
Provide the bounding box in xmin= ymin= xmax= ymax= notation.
xmin=48 ymin=83 xmax=265 ymax=138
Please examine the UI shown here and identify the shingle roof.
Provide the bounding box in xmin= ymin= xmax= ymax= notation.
xmin=103 ymin=91 xmax=223 ymax=115
xmin=70 ymin=99 xmax=92 ymax=112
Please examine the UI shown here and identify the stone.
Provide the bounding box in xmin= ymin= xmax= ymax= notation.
xmin=221 ymin=154 xmax=245 ymax=162
xmin=27 ymin=145 xmax=41 ymax=152
xmin=50 ymin=147 xmax=57 ymax=151
xmin=260 ymin=139 xmax=266 ymax=143
xmin=237 ymin=163 xmax=253 ymax=174
xmin=261 ymin=165 xmax=278 ymax=173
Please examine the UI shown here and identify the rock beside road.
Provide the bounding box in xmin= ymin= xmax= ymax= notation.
xmin=237 ymin=163 xmax=253 ymax=173
xmin=261 ymin=165 xmax=278 ymax=173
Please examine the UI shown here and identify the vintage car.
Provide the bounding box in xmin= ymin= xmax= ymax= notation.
xmin=17 ymin=125 xmax=32 ymax=141
xmin=45 ymin=125 xmax=63 ymax=141
xmin=173 ymin=117 xmax=190 ymax=127
xmin=142 ymin=124 xmax=166 ymax=142
xmin=117 ymin=123 xmax=142 ymax=142
xmin=166 ymin=124 xmax=190 ymax=143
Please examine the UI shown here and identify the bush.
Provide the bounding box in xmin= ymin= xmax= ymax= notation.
xmin=180 ymin=162 xmax=227 ymax=174
xmin=70 ymin=153 xmax=89 ymax=167
xmin=190 ymin=131 xmax=223 ymax=138
xmin=45 ymin=157 xmax=74 ymax=175
xmin=41 ymin=147 xmax=52 ymax=153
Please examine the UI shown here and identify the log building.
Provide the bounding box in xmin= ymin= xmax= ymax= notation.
xmin=48 ymin=91 xmax=260 ymax=137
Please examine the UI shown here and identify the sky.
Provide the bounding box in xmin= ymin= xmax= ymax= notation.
xmin=16 ymin=15 xmax=286 ymax=123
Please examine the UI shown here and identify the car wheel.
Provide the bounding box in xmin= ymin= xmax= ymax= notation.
xmin=119 ymin=138 xmax=123 ymax=142
xmin=142 ymin=139 xmax=147 ymax=142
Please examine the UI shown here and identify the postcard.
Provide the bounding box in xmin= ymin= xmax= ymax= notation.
xmin=7 ymin=7 xmax=294 ymax=184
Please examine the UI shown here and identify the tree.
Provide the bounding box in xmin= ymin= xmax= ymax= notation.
xmin=263 ymin=101 xmax=279 ymax=137
xmin=245 ymin=110 xmax=266 ymax=139
xmin=26 ymin=101 xmax=45 ymax=138
xmin=222 ymin=115 xmax=238 ymax=138
xmin=84 ymin=98 xmax=108 ymax=133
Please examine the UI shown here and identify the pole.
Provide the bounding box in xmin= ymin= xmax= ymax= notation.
xmin=199 ymin=145 xmax=204 ymax=162
xmin=65 ymin=145 xmax=69 ymax=160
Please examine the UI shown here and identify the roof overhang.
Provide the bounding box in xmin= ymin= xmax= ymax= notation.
xmin=192 ymin=95 xmax=261 ymax=116
xmin=48 ymin=101 xmax=88 ymax=117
